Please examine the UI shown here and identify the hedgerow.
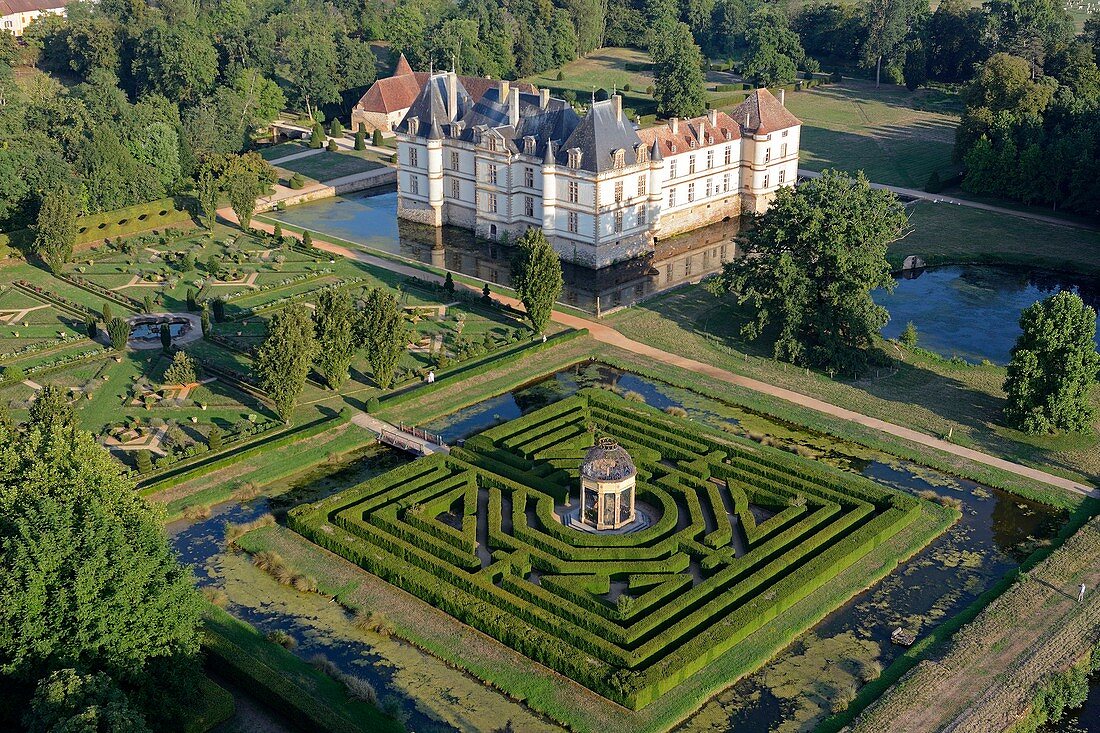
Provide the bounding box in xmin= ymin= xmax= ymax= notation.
xmin=288 ymin=390 xmax=934 ymax=709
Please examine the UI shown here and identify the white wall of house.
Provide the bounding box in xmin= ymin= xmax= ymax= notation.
xmin=2 ymin=6 xmax=64 ymax=36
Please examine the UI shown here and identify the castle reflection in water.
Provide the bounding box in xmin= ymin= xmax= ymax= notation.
xmin=267 ymin=188 xmax=743 ymax=314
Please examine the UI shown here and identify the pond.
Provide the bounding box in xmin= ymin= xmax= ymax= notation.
xmin=874 ymin=265 xmax=1100 ymax=364
xmin=130 ymin=318 xmax=190 ymax=341
xmin=170 ymin=363 xmax=1066 ymax=732
xmin=264 ymin=187 xmax=743 ymax=314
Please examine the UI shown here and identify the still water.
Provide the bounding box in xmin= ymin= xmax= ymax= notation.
xmin=875 ymin=265 xmax=1100 ymax=364
xmin=170 ymin=363 xmax=1066 ymax=732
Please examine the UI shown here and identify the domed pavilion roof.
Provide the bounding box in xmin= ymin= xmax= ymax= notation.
xmin=581 ymin=438 xmax=636 ymax=482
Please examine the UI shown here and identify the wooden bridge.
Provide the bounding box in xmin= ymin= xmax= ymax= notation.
xmin=350 ymin=412 xmax=449 ymax=456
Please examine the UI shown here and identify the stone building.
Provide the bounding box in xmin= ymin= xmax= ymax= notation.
xmin=580 ymin=438 xmax=636 ymax=531
xmin=1 ymin=0 xmax=70 ymax=35
xmin=394 ymin=71 xmax=800 ymax=267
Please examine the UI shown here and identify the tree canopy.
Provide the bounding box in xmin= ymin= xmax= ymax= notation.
xmin=1003 ymin=292 xmax=1099 ymax=434
xmin=313 ymin=288 xmax=359 ymax=389
xmin=650 ymin=21 xmax=707 ymax=118
xmin=360 ymin=287 xmax=405 ymax=389
xmin=255 ymin=304 xmax=317 ymax=422
xmin=708 ymin=170 xmax=907 ymax=376
xmin=511 ymin=228 xmax=563 ymax=334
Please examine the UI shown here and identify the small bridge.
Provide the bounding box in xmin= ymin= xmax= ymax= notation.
xmin=350 ymin=412 xmax=449 ymax=456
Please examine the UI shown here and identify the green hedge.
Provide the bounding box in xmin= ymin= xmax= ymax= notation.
xmin=76 ymin=198 xmax=195 ymax=243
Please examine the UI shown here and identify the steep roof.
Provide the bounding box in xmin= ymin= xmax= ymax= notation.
xmin=728 ymin=88 xmax=801 ymax=135
xmin=356 ymin=58 xmax=535 ymax=116
xmin=396 ymin=73 xmax=474 ymax=135
xmin=393 ymin=52 xmax=414 ymax=77
xmin=558 ymin=98 xmax=643 ymax=173
xmin=636 ymin=111 xmax=741 ymax=158
xmin=0 ymin=0 xmax=69 ymax=13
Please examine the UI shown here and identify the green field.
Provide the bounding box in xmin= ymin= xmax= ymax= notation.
xmin=277 ymin=151 xmax=383 ymax=183
xmin=288 ymin=388 xmax=942 ymax=726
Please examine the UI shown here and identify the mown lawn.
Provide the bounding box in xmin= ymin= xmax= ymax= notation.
xmin=277 ymin=151 xmax=382 ymax=182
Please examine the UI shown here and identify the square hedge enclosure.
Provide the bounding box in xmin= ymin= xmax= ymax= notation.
xmin=289 ymin=389 xmax=928 ymax=709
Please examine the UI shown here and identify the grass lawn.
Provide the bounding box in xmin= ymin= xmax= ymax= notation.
xmin=260 ymin=142 xmax=308 ymax=161
xmin=783 ymin=80 xmax=962 ymax=189
xmin=277 ymin=151 xmax=382 ymax=183
xmin=608 ymin=287 xmax=1100 ymax=488
xmin=891 ymin=200 xmax=1100 ymax=275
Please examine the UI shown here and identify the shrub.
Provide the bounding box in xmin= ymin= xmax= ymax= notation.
xmin=309 ymin=122 xmax=325 ymax=149
xmin=289 ymin=173 xmax=306 ymax=190
xmin=900 ymin=322 xmax=918 ymax=349
xmin=3 ymin=365 xmax=26 ymax=383
xmin=266 ymin=630 xmax=297 ymax=649
xmin=107 ymin=317 xmax=130 ymax=350
xmin=329 ymin=119 xmax=343 ymax=137
xmin=355 ymin=131 xmax=366 ymax=150
xmin=326 ymin=138 xmax=338 ymax=152
xmin=372 ymin=129 xmax=384 ymax=147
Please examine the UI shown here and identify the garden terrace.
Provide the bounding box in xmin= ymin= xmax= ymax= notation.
xmin=289 ymin=388 xmax=932 ymax=709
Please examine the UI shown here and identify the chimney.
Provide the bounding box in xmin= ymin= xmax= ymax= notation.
xmin=539 ymin=87 xmax=549 ymax=109
xmin=500 ymin=79 xmax=510 ymax=104
xmin=670 ymin=117 xmax=679 ymax=134
xmin=612 ymin=93 xmax=622 ymax=123
xmin=779 ymin=89 xmax=785 ymax=106
xmin=509 ymin=86 xmax=520 ymax=128
xmin=447 ymin=71 xmax=458 ymax=121
xmin=707 ymin=108 xmax=717 ymax=126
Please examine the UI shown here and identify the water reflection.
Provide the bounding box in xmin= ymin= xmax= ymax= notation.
xmin=876 ymin=265 xmax=1100 ymax=364
xmin=265 ymin=187 xmax=742 ymax=314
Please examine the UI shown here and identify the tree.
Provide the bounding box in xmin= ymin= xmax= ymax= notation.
xmin=33 ymin=189 xmax=77 ymax=274
xmin=900 ymin=321 xmax=919 ymax=348
xmin=927 ymin=0 xmax=988 ymax=83
xmin=102 ymin=302 xmax=113 ymax=323
xmin=355 ymin=130 xmax=366 ymax=150
xmin=511 ymin=228 xmax=563 ymax=334
xmin=228 ymin=67 xmax=286 ymax=130
xmin=255 ymin=304 xmax=317 ymax=422
xmin=223 ymin=152 xmax=276 ymax=229
xmin=372 ymin=128 xmax=383 ymax=147
xmin=207 ymin=425 xmax=222 ymax=451
xmin=861 ymin=0 xmax=909 ymax=86
xmin=743 ymin=8 xmax=807 ymax=86
xmin=649 ymin=22 xmax=707 ymax=118
xmin=708 ymin=170 xmax=907 ymax=375
xmin=200 ymin=304 xmax=211 ymax=337
xmin=0 ymin=420 xmax=202 ymax=688
xmin=444 ymin=271 xmax=456 ymax=297
xmin=159 ymin=323 xmax=172 ymax=353
xmin=163 ymin=351 xmax=197 ymax=386
xmin=360 ymin=287 xmax=405 ymax=389
xmin=131 ymin=24 xmax=218 ymax=102
xmin=195 ymin=158 xmax=223 ymax=230
xmin=107 ymin=317 xmax=129 ymax=350
xmin=24 ymin=669 xmax=151 ymax=733
xmin=28 ymin=384 xmax=74 ymax=434
xmin=1003 ymin=292 xmax=1099 ymax=434
xmin=135 ymin=449 xmax=152 ymax=473
xmin=313 ymin=289 xmax=357 ymax=389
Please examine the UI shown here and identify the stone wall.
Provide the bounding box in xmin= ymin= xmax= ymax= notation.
xmin=655 ymin=193 xmax=742 ymax=239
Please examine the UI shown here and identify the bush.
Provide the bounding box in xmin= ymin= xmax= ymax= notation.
xmin=135 ymin=449 xmax=153 ymax=473
xmin=355 ymin=131 xmax=366 ymax=150
xmin=3 ymin=365 xmax=26 ymax=383
xmin=372 ymin=129 xmax=384 ymax=147
xmin=309 ymin=122 xmax=325 ymax=149
xmin=326 ymin=138 xmax=338 ymax=152
xmin=289 ymin=173 xmax=306 ymax=190
xmin=329 ymin=119 xmax=343 ymax=137
xmin=900 ymin=322 xmax=918 ymax=348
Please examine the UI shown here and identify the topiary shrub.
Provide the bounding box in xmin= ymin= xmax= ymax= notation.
xmin=326 ymin=138 xmax=338 ymax=152
xmin=355 ymin=131 xmax=366 ymax=150
xmin=289 ymin=173 xmax=306 ymax=190
xmin=372 ymin=129 xmax=384 ymax=147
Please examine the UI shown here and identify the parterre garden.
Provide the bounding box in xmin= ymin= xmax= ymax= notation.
xmin=290 ymin=388 xmax=935 ymax=712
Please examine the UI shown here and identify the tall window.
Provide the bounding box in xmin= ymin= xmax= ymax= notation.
xmin=451 ymin=179 xmax=460 ymax=199
xmin=638 ymin=205 xmax=646 ymax=224
xmin=409 ymin=175 xmax=419 ymax=195
xmin=780 ymin=143 xmax=788 ymax=157
xmin=614 ymin=181 xmax=623 ymax=203
xmin=778 ymin=170 xmax=786 ymax=185
xmin=450 ymin=151 xmax=459 ymax=171
xmin=568 ymin=211 xmax=578 ymax=233
xmin=723 ymin=172 xmax=730 ymax=192
xmin=763 ymin=174 xmax=770 ymax=188
xmin=524 ymin=167 xmax=534 ymax=188
xmin=487 ymin=193 xmax=497 ymax=213
xmin=568 ymin=181 xmax=578 ymax=203
xmin=764 ymin=148 xmax=771 ymax=163
xmin=668 ymin=188 xmax=676 ymax=207
xmin=524 ymin=195 xmax=534 ymax=217
xmin=724 ymin=146 xmax=732 ymax=165
xmin=488 ymin=164 xmax=498 ymax=185
xmin=687 ymin=182 xmax=695 ymax=202
xmin=638 ymin=174 xmax=646 ymax=196
xmin=670 ymin=160 xmax=677 ymax=179
xmin=614 ymin=211 xmax=623 ymax=232
xmin=705 ymin=179 xmax=712 ymax=198
xmin=688 ymin=155 xmax=696 ymax=174
xmin=409 ymin=148 xmax=419 ymax=167
xmin=707 ymin=150 xmax=714 ymax=169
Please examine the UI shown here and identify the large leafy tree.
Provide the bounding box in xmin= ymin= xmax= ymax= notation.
xmin=360 ymin=288 xmax=405 ymax=389
xmin=743 ymin=7 xmax=807 ymax=86
xmin=33 ymin=189 xmax=78 ymax=274
xmin=511 ymin=227 xmax=563 ymax=334
xmin=861 ymin=0 xmax=910 ymax=86
xmin=222 ymin=151 xmax=276 ymax=229
xmin=24 ymin=669 xmax=150 ymax=733
xmin=926 ymin=0 xmax=988 ymax=83
xmin=313 ymin=288 xmax=358 ymax=389
xmin=131 ymin=24 xmax=218 ymax=102
xmin=1003 ymin=292 xmax=1099 ymax=434
xmin=0 ymin=416 xmax=201 ymax=695
xmin=255 ymin=304 xmax=317 ymax=422
xmin=708 ymin=170 xmax=907 ymax=376
xmin=649 ymin=21 xmax=707 ymax=118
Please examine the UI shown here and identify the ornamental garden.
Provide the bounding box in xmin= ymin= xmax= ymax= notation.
xmin=290 ymin=387 xmax=934 ymax=711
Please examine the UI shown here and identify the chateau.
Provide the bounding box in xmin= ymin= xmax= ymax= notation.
xmin=395 ymin=72 xmax=801 ymax=267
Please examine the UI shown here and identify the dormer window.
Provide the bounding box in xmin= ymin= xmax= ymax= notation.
xmin=724 ymin=130 xmax=731 ymax=141
xmin=670 ymin=143 xmax=677 ymax=154
xmin=407 ymin=117 xmax=419 ymax=136
xmin=689 ymin=139 xmax=696 ymax=149
xmin=524 ymin=136 xmax=536 ymax=155
xmin=568 ymin=148 xmax=582 ymax=169
xmin=636 ymin=144 xmax=648 ymax=163
xmin=612 ymin=149 xmax=625 ymax=169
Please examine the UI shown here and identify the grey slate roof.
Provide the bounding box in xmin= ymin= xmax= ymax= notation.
xmin=558 ymin=98 xmax=644 ymax=173
xmin=395 ymin=74 xmax=473 ymax=136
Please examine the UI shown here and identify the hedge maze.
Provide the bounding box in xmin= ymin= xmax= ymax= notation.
xmin=289 ymin=389 xmax=925 ymax=709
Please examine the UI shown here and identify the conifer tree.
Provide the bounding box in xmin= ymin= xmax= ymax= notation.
xmin=313 ymin=289 xmax=358 ymax=389
xmin=511 ymin=228 xmax=563 ymax=334
xmin=360 ymin=288 xmax=405 ymax=389
xmin=255 ymin=304 xmax=317 ymax=422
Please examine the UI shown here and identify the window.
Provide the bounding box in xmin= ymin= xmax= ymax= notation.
xmin=409 ymin=175 xmax=419 ymax=195
xmin=568 ymin=211 xmax=578 ymax=233
xmin=687 ymin=182 xmax=695 ymax=202
xmin=705 ymin=179 xmax=712 ymax=198
xmin=638 ymin=205 xmax=646 ymax=224
xmin=684 ymin=256 xmax=692 ymax=276
xmin=614 ymin=181 xmax=623 ymax=203
xmin=670 ymin=160 xmax=677 ymax=179
xmin=781 ymin=143 xmax=788 ymax=157
xmin=763 ymin=174 xmax=770 ymax=188
xmin=614 ymin=211 xmax=623 ymax=232
xmin=723 ymin=172 xmax=730 ymax=192
xmin=524 ymin=167 xmax=534 ymax=188
xmin=568 ymin=149 xmax=581 ymax=168
xmin=764 ymin=148 xmax=771 ymax=163
xmin=638 ymin=174 xmax=646 ymax=197
xmin=487 ymin=193 xmax=497 ymax=213
xmin=409 ymin=148 xmax=419 ymax=167
xmin=568 ymin=181 xmax=579 ymax=203
xmin=665 ymin=264 xmax=673 ymax=283
xmin=524 ymin=195 xmax=534 ymax=218
xmin=668 ymin=188 xmax=676 ymax=207
xmin=782 ymin=130 xmax=789 ymax=137
xmin=488 ymin=164 xmax=498 ymax=185
xmin=688 ymin=155 xmax=696 ymax=174
xmin=612 ymin=150 xmax=625 ymax=168
xmin=778 ymin=170 xmax=786 ymax=185
xmin=724 ymin=146 xmax=732 ymax=165
xmin=451 ymin=179 xmax=460 ymax=199
xmin=707 ymin=150 xmax=714 ymax=169
xmin=451 ymin=151 xmax=459 ymax=171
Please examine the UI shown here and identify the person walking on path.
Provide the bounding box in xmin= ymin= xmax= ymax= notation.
xmin=1080 ymin=584 xmax=1087 ymax=603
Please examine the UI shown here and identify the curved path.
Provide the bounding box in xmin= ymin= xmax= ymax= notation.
xmin=225 ymin=208 xmax=1097 ymax=499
